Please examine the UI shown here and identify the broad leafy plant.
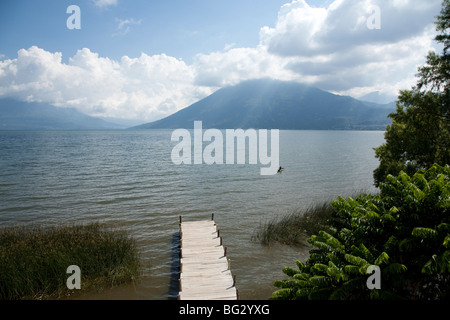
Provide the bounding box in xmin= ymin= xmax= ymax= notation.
xmin=272 ymin=165 xmax=450 ymax=300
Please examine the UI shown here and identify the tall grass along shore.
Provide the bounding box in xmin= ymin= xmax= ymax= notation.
xmin=253 ymin=202 xmax=334 ymax=247
xmin=0 ymin=223 xmax=141 ymax=300
xmin=254 ymin=191 xmax=372 ymax=247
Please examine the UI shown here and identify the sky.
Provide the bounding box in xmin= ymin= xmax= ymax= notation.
xmin=0 ymin=0 xmax=444 ymax=123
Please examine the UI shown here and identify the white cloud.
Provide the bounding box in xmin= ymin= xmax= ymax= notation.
xmin=92 ymin=0 xmax=118 ymax=8
xmin=193 ymin=45 xmax=298 ymax=87
xmin=261 ymin=0 xmax=440 ymax=57
xmin=194 ymin=0 xmax=442 ymax=100
xmin=260 ymin=0 xmax=328 ymax=57
xmin=113 ymin=18 xmax=142 ymax=37
xmin=0 ymin=0 xmax=444 ymax=121
xmin=0 ymin=46 xmax=213 ymax=121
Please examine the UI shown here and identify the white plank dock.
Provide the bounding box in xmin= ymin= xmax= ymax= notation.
xmin=178 ymin=216 xmax=238 ymax=300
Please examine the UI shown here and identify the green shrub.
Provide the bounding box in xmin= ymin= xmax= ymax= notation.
xmin=272 ymin=164 xmax=450 ymax=300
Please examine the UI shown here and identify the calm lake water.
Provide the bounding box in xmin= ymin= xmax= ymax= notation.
xmin=0 ymin=130 xmax=385 ymax=300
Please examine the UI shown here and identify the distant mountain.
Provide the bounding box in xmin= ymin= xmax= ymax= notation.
xmin=132 ymin=79 xmax=394 ymax=130
xmin=0 ymin=98 xmax=123 ymax=130
xmin=359 ymin=91 xmax=397 ymax=104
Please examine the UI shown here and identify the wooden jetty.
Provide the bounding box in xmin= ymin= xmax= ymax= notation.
xmin=178 ymin=214 xmax=238 ymax=300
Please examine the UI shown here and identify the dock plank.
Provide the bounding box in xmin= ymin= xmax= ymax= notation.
xmin=178 ymin=217 xmax=237 ymax=300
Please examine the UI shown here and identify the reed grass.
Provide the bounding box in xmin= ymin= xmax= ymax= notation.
xmin=0 ymin=223 xmax=141 ymax=300
xmin=253 ymin=190 xmax=373 ymax=247
xmin=253 ymin=201 xmax=334 ymax=247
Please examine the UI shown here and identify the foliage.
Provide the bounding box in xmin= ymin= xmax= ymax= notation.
xmin=373 ymin=0 xmax=450 ymax=186
xmin=272 ymin=0 xmax=450 ymax=301
xmin=272 ymin=164 xmax=450 ymax=300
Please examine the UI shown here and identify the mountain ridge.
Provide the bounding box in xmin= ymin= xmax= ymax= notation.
xmin=132 ymin=79 xmax=394 ymax=130
xmin=0 ymin=98 xmax=124 ymax=130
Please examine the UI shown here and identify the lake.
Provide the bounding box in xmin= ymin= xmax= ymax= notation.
xmin=0 ymin=130 xmax=385 ymax=299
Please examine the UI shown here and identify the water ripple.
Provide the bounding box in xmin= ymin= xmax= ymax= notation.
xmin=0 ymin=130 xmax=384 ymax=299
